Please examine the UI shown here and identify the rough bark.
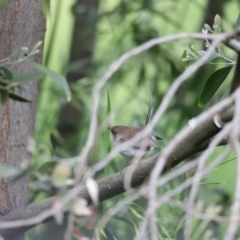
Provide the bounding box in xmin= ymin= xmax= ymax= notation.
xmin=0 ymin=0 xmax=46 ymax=239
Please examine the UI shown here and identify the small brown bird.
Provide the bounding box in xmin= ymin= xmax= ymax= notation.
xmin=108 ymin=125 xmax=162 ymax=160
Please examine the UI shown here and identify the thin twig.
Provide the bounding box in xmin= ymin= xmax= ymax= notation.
xmin=77 ymin=31 xmax=237 ymax=181
xmin=143 ymin=38 xmax=222 ymax=237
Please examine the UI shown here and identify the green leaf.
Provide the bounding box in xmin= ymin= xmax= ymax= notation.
xmin=137 ymin=63 xmax=146 ymax=85
xmin=181 ymin=43 xmax=198 ymax=58
xmin=102 ymin=89 xmax=111 ymax=153
xmin=181 ymin=50 xmax=194 ymax=67
xmin=11 ymin=72 xmax=46 ymax=83
xmin=181 ymin=50 xmax=187 ymax=67
xmin=41 ymin=0 xmax=50 ymax=16
xmin=235 ymin=14 xmax=240 ymax=42
xmin=24 ymin=62 xmax=71 ymax=101
xmin=11 ymin=165 xmax=33 ymax=183
xmin=214 ymin=15 xmax=221 ymax=27
xmin=9 ymin=93 xmax=30 ymax=102
xmin=0 ymin=90 xmax=8 ymax=104
xmin=146 ymin=92 xmax=155 ymax=125
xmin=235 ymin=14 xmax=240 ymax=29
xmin=0 ymin=164 xmax=19 ymax=178
xmin=0 ymin=66 xmax=13 ymax=80
xmin=0 ymin=0 xmax=7 ymax=7
xmin=218 ymin=156 xmax=236 ymax=166
xmin=15 ymin=84 xmax=31 ymax=96
xmin=106 ymin=89 xmax=111 ymax=116
xmin=30 ymin=161 xmax=56 ymax=182
xmin=199 ymin=66 xmax=233 ymax=107
xmin=130 ymin=208 xmax=143 ymax=219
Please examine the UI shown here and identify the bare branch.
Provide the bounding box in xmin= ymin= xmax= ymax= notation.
xmin=224 ymin=38 xmax=240 ymax=54
xmin=75 ymin=30 xmax=239 ymax=182
xmin=0 ymin=93 xmax=234 ymax=239
xmin=0 ymin=29 xmax=239 ymax=240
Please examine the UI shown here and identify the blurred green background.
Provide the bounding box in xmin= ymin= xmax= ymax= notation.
xmin=28 ymin=0 xmax=240 ymax=239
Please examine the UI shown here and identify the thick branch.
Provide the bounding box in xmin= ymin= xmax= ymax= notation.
xmin=0 ymin=98 xmax=234 ymax=239
xmin=224 ymin=39 xmax=240 ymax=54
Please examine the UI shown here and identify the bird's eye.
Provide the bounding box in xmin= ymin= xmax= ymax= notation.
xmin=118 ymin=137 xmax=125 ymax=142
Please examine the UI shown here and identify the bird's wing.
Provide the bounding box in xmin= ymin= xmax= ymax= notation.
xmin=133 ymin=138 xmax=158 ymax=149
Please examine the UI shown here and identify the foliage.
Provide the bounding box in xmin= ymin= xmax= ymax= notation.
xmin=181 ymin=14 xmax=238 ymax=107
xmin=199 ymin=65 xmax=233 ymax=107
xmin=0 ymin=41 xmax=71 ymax=105
xmin=29 ymin=0 xmax=240 ymax=238
xmin=1 ymin=0 xmax=240 ymax=239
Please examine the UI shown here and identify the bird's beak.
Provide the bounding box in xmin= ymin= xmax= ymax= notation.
xmin=107 ymin=127 xmax=112 ymax=132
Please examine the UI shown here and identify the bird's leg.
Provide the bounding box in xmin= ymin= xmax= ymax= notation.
xmin=123 ymin=153 xmax=146 ymax=172
xmin=123 ymin=153 xmax=147 ymax=190
xmin=133 ymin=153 xmax=146 ymax=164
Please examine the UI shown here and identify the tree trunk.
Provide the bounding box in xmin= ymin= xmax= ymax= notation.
xmin=0 ymin=0 xmax=45 ymax=239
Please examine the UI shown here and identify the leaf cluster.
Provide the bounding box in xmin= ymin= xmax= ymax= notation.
xmin=0 ymin=41 xmax=71 ymax=105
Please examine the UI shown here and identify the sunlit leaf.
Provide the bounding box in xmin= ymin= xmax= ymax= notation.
xmin=218 ymin=157 xmax=236 ymax=166
xmin=24 ymin=62 xmax=71 ymax=101
xmin=200 ymin=182 xmax=222 ymax=185
xmin=0 ymin=164 xmax=19 ymax=178
xmin=130 ymin=208 xmax=143 ymax=219
xmin=199 ymin=66 xmax=233 ymax=107
xmin=100 ymin=229 xmax=107 ymax=238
